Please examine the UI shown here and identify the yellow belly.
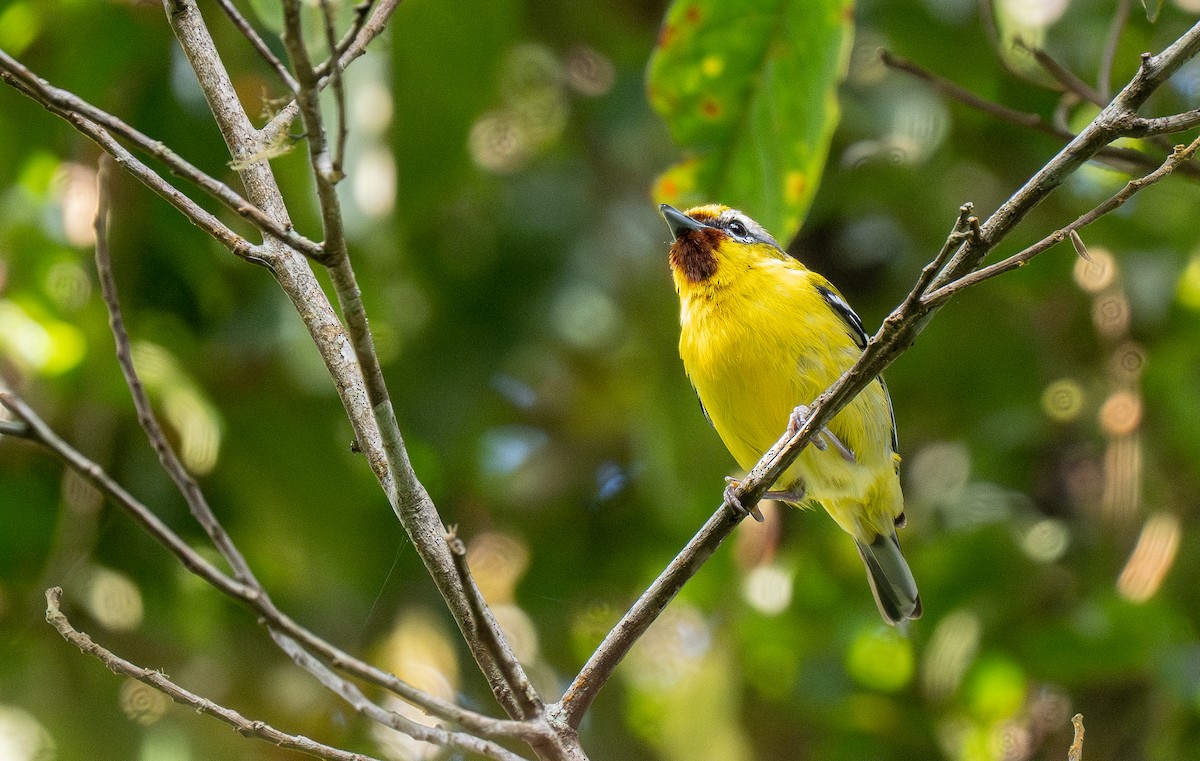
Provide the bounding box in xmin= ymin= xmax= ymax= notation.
xmin=678 ymin=268 xmax=903 ymax=541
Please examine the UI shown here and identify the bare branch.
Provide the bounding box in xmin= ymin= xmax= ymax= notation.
xmin=319 ymin=0 xmax=349 ymax=175
xmin=45 ymin=587 xmax=386 ymax=761
xmin=939 ymin=20 xmax=1200 ymax=284
xmin=2 ymin=392 xmax=258 ymax=597
xmin=879 ymin=49 xmax=1200 ymax=180
xmin=280 ymin=0 xmax=348 ymax=251
xmin=163 ymin=0 xmax=394 ymax=509
xmin=316 ymin=1 xmax=378 ymax=79
xmin=0 ymin=74 xmax=260 ymax=261
xmin=881 ymin=48 xmax=1046 ymax=129
xmin=1022 ymin=42 xmax=1194 ymax=159
xmin=0 ymin=49 xmax=324 ymax=260
xmin=213 ymin=0 xmax=299 ymax=91
xmin=924 ymin=135 xmax=1200 ymax=306
xmin=447 ymin=532 xmax=543 ymax=718
xmin=902 ymin=203 xmax=976 ymax=312
xmin=0 ymin=419 xmax=29 ymax=438
xmin=554 ymin=504 xmax=742 ymax=726
xmin=260 ymin=0 xmax=401 ymax=146
xmin=1025 ymin=43 xmax=1106 ymax=106
xmin=93 ymin=156 xmax=257 ymax=584
xmin=1100 ymin=0 xmax=1133 ymax=99
xmin=12 ymin=0 xmax=534 ymax=732
xmin=1128 ymin=108 xmax=1200 ymax=136
xmin=270 ymin=631 xmax=539 ymax=761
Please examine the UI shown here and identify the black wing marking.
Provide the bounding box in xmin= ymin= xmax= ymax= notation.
xmin=698 ymin=396 xmax=715 ymax=430
xmin=816 ymin=283 xmax=899 ymax=455
xmin=879 ymin=376 xmax=899 ymax=456
xmin=815 ymin=284 xmax=868 ymax=349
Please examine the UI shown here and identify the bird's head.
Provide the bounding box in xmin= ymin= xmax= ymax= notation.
xmin=659 ymin=204 xmax=789 ymax=288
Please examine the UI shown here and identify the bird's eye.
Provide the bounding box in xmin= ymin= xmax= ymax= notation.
xmin=727 ymin=220 xmax=749 ymax=238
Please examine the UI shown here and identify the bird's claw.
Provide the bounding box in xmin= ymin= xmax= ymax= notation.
xmin=789 ymin=404 xmax=856 ymax=463
xmin=823 ymin=429 xmax=856 ymax=463
xmin=723 ymin=477 xmax=764 ymax=522
xmin=763 ymin=485 xmax=806 ymax=503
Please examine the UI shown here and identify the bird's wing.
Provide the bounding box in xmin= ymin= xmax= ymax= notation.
xmin=879 ymin=376 xmax=900 ymax=456
xmin=814 ymin=280 xmax=899 ymax=455
xmin=814 ymin=283 xmax=867 ymax=349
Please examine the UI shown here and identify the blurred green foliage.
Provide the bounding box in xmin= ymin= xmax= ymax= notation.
xmin=1 ymin=2 xmax=1200 ymax=761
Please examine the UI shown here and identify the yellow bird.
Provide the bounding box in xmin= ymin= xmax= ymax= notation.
xmin=660 ymin=203 xmax=921 ymax=625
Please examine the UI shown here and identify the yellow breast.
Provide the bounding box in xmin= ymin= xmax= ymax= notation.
xmin=677 ymin=257 xmax=901 ymax=538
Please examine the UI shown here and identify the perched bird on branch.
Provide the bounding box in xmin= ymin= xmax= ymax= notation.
xmin=660 ymin=203 xmax=921 ymax=625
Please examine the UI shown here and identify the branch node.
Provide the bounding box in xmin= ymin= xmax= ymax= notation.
xmin=0 ymin=419 xmax=32 ymax=438
xmin=1068 ymin=713 xmax=1085 ymax=761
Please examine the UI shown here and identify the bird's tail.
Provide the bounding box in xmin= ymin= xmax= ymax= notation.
xmin=855 ymin=531 xmax=922 ymax=625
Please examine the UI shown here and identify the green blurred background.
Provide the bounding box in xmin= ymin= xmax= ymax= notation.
xmin=2 ymin=1 xmax=1200 ymax=760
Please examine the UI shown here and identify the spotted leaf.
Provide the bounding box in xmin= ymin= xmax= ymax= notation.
xmin=648 ymin=0 xmax=854 ymax=244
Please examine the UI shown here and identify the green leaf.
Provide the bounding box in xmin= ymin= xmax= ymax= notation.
xmin=647 ymin=0 xmax=854 ymax=244
xmin=1142 ymin=0 xmax=1164 ymax=23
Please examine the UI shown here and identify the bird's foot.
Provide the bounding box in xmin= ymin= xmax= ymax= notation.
xmin=788 ymin=404 xmax=856 ymax=463
xmin=723 ymin=477 xmax=764 ymax=523
xmin=763 ymin=485 xmax=806 ymax=503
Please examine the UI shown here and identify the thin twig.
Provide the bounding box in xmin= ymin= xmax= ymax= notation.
xmin=0 ymin=419 xmax=30 ymax=437
xmin=901 ymin=203 xmax=975 ymax=312
xmin=1068 ymin=713 xmax=1086 ymax=761
xmin=553 ymin=504 xmax=745 ymax=726
xmin=1128 ymin=109 xmax=1200 ymax=136
xmin=1025 ymin=43 xmax=1106 ymax=106
xmin=1052 ymin=91 xmax=1080 ymax=133
xmin=0 ymin=49 xmax=324 ymax=260
xmin=317 ymin=0 xmax=377 ymax=79
xmin=934 ymin=20 xmax=1200 ymax=287
xmin=1100 ymin=0 xmax=1132 ymax=100
xmin=924 ymin=135 xmax=1200 ymax=306
xmin=447 ymin=532 xmax=544 ymax=718
xmin=1022 ymin=42 xmax=1191 ymax=158
xmin=1 ymin=392 xmax=258 ymax=595
xmin=270 ymin=631 xmax=538 ymax=761
xmin=93 ymin=156 xmax=257 ymax=584
xmin=881 ymin=49 xmax=1045 ymax=128
xmin=0 ymin=72 xmax=261 ymax=262
xmin=319 ymin=0 xmax=349 ymax=175
xmin=166 ymin=0 xmax=526 ymax=726
xmin=213 ymin=0 xmax=299 ymax=91
xmin=260 ymin=0 xmax=401 ymax=146
xmin=280 ymin=0 xmax=349 ymax=252
xmin=45 ymin=587 xmax=386 ymax=761
xmin=880 ymin=49 xmax=1200 ymax=180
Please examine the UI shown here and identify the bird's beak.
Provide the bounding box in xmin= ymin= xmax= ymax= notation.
xmin=659 ymin=204 xmax=706 ymax=240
